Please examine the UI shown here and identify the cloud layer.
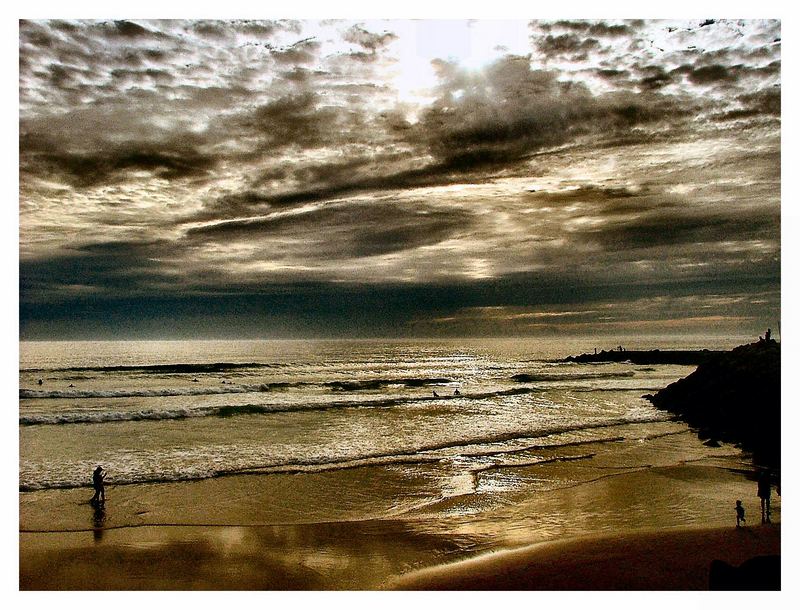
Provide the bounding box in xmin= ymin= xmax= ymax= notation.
xmin=19 ymin=19 xmax=781 ymax=338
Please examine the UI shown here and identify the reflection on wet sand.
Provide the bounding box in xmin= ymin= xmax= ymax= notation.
xmin=20 ymin=518 xmax=485 ymax=590
xmin=91 ymin=501 xmax=105 ymax=543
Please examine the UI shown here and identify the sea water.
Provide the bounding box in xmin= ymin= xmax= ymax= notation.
xmin=19 ymin=336 xmax=748 ymax=522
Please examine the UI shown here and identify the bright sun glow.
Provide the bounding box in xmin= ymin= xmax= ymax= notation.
xmin=386 ymin=20 xmax=533 ymax=106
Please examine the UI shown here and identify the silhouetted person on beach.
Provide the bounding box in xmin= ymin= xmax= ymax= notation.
xmin=735 ymin=500 xmax=746 ymax=528
xmin=758 ymin=471 xmax=772 ymax=523
xmin=91 ymin=466 xmax=106 ymax=504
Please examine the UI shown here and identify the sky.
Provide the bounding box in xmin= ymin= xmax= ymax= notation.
xmin=18 ymin=17 xmax=782 ymax=340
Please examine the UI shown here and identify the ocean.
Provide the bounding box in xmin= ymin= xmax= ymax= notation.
xmin=20 ymin=336 xmax=754 ymax=529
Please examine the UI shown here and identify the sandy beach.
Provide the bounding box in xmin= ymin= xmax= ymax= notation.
xmin=20 ymin=450 xmax=780 ymax=590
xmin=391 ymin=525 xmax=780 ymax=590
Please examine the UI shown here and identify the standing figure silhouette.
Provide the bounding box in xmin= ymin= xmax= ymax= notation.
xmin=757 ymin=471 xmax=772 ymax=523
xmin=91 ymin=466 xmax=106 ymax=504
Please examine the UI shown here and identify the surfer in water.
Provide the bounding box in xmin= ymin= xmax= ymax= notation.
xmin=91 ymin=466 xmax=106 ymax=504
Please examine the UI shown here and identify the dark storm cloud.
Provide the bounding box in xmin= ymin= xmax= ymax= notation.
xmin=595 ymin=68 xmax=630 ymax=81
xmin=22 ymin=20 xmax=713 ymax=210
xmin=542 ymin=20 xmax=637 ymax=38
xmin=639 ymin=67 xmax=673 ymax=90
xmin=526 ymin=185 xmax=642 ymax=204
xmin=680 ymin=63 xmax=739 ymax=84
xmin=20 ymin=130 xmax=219 ymax=188
xmin=197 ymin=159 xmax=488 ymax=216
xmin=26 ymin=196 xmax=474 ymax=311
xmin=106 ymin=20 xmax=164 ymax=40
xmin=186 ymin=203 xmax=474 ymax=259
xmin=279 ymin=66 xmax=324 ymax=83
xmin=184 ymin=55 xmax=699 ymax=219
xmin=712 ymin=88 xmax=781 ymax=121
xmin=110 ymin=67 xmax=175 ymax=85
xmin=20 ymin=240 xmax=174 ymax=302
xmin=19 ymin=19 xmax=309 ymax=111
xmin=20 ymin=263 xmax=779 ymax=340
xmin=268 ymin=38 xmax=321 ymax=65
xmin=417 ymin=57 xmax=692 ymax=169
xmin=535 ymin=34 xmax=600 ymax=59
xmin=342 ymin=24 xmax=398 ymax=51
xmin=19 ymin=21 xmax=56 ymax=48
xmin=189 ymin=20 xmax=234 ymax=40
xmin=235 ymin=90 xmax=363 ymax=151
xmin=571 ymin=208 xmax=779 ymax=251
xmin=234 ymin=19 xmax=292 ymax=37
xmin=413 ymin=288 xmax=780 ymax=337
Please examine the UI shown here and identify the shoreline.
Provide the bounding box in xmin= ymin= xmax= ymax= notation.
xmin=19 ymin=450 xmax=781 ymax=590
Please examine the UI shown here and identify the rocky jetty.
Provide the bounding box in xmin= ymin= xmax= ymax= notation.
xmin=647 ymin=339 xmax=780 ymax=468
xmin=563 ymin=349 xmax=724 ymax=365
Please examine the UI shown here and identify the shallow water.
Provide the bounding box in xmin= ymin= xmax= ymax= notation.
xmin=20 ymin=336 xmax=752 ymax=526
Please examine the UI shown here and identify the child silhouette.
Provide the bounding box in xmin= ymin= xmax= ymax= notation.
xmin=735 ymin=500 xmax=746 ymax=528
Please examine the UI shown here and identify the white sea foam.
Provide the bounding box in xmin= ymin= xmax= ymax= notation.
xmin=19 ymin=383 xmax=291 ymax=400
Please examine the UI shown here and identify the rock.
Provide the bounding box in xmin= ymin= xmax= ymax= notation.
xmin=648 ymin=340 xmax=780 ymax=469
xmin=709 ymin=555 xmax=780 ymax=590
xmin=562 ymin=349 xmax=724 ymax=365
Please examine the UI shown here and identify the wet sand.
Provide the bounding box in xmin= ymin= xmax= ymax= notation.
xmin=20 ymin=521 xmax=780 ymax=591
xmin=391 ymin=525 xmax=780 ymax=590
xmin=19 ymin=452 xmax=781 ymax=590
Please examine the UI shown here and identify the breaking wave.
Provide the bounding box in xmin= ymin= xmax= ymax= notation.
xmin=19 ymin=386 xmax=538 ymax=426
xmin=20 ymin=376 xmax=456 ymax=400
xmin=19 ymin=382 xmax=305 ymax=400
xmin=325 ymin=377 xmax=452 ymax=391
xmin=511 ymin=371 xmax=636 ymax=382
xmin=21 ymin=362 xmax=289 ymax=375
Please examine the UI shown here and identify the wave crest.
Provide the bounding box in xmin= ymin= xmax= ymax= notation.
xmin=19 ymin=381 xmax=303 ymax=400
xmin=511 ymin=371 xmax=636 ymax=382
xmin=19 ymin=386 xmax=538 ymax=426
